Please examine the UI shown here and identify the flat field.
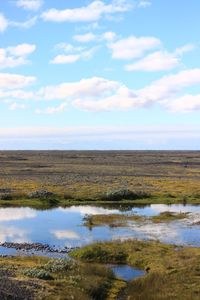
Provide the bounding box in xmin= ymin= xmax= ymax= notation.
xmin=0 ymin=150 xmax=200 ymax=204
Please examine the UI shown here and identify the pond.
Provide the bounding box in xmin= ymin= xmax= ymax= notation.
xmin=110 ymin=265 xmax=146 ymax=281
xmin=0 ymin=204 xmax=199 ymax=257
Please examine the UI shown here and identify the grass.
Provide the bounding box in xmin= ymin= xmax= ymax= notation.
xmin=83 ymin=211 xmax=190 ymax=228
xmin=151 ymin=211 xmax=189 ymax=223
xmin=70 ymin=240 xmax=200 ymax=300
xmin=4 ymin=239 xmax=199 ymax=299
xmin=0 ymin=151 xmax=199 ymax=298
xmin=0 ymin=151 xmax=200 ymax=207
xmin=84 ymin=214 xmax=144 ymax=227
xmin=0 ymin=256 xmax=116 ymax=300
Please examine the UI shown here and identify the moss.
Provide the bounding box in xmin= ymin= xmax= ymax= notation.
xmin=71 ymin=244 xmax=127 ymax=264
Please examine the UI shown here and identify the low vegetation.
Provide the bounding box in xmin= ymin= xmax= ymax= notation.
xmin=83 ymin=211 xmax=190 ymax=228
xmin=71 ymin=240 xmax=200 ymax=300
xmin=84 ymin=213 xmax=144 ymax=227
xmin=0 ymin=240 xmax=199 ymax=299
xmin=0 ymin=256 xmax=115 ymax=300
xmin=101 ymin=189 xmax=151 ymax=201
xmin=151 ymin=211 xmax=188 ymax=223
xmin=0 ymin=151 xmax=200 ymax=207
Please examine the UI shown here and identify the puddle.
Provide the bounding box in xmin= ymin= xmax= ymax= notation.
xmin=111 ymin=265 xmax=145 ymax=281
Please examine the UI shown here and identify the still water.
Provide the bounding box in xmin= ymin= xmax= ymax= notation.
xmin=0 ymin=204 xmax=199 ymax=256
xmin=110 ymin=265 xmax=146 ymax=281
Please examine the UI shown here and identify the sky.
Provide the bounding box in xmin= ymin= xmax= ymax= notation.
xmin=0 ymin=0 xmax=200 ymax=150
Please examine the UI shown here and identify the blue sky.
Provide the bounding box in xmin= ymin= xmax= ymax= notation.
xmin=0 ymin=0 xmax=200 ymax=149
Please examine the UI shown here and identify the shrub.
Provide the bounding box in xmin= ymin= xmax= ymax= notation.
xmin=101 ymin=189 xmax=150 ymax=201
xmin=63 ymin=193 xmax=74 ymax=200
xmin=0 ymin=193 xmax=13 ymax=200
xmin=28 ymin=189 xmax=59 ymax=206
xmin=23 ymin=268 xmax=52 ymax=280
xmin=43 ymin=259 xmax=75 ymax=272
xmin=28 ymin=189 xmax=55 ymax=199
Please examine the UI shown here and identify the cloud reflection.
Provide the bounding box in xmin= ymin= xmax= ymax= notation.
xmin=0 ymin=225 xmax=30 ymax=243
xmin=0 ymin=207 xmax=37 ymax=222
xmin=59 ymin=205 xmax=120 ymax=216
xmin=51 ymin=229 xmax=80 ymax=240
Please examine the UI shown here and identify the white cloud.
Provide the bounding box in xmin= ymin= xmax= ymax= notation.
xmin=16 ymin=0 xmax=43 ymax=11
xmin=50 ymin=49 xmax=98 ymax=64
xmin=36 ymin=102 xmax=68 ymax=114
xmin=82 ymin=46 xmax=99 ymax=60
xmin=73 ymin=85 xmax=138 ymax=112
xmin=138 ymin=1 xmax=151 ymax=8
xmin=51 ymin=41 xmax=98 ymax=64
xmin=175 ymin=44 xmax=196 ymax=55
xmin=165 ymin=94 xmax=200 ymax=113
xmin=108 ymin=35 xmax=161 ymax=59
xmin=73 ymin=31 xmax=117 ymax=43
xmin=125 ymin=44 xmax=195 ymax=72
xmin=0 ymin=43 xmax=36 ymax=69
xmin=10 ymin=16 xmax=38 ymax=29
xmin=125 ymin=51 xmax=180 ymax=72
xmin=102 ymin=31 xmax=117 ymax=42
xmin=55 ymin=43 xmax=84 ymax=53
xmin=2 ymin=69 xmax=200 ymax=114
xmin=0 ymin=73 xmax=36 ymax=89
xmin=0 ymin=13 xmax=8 ymax=32
xmin=9 ymin=102 xmax=26 ymax=110
xmin=8 ymin=43 xmax=36 ymax=57
xmin=37 ymin=77 xmax=120 ymax=100
xmin=0 ymin=90 xmax=34 ymax=100
xmin=34 ymin=69 xmax=200 ymax=113
xmin=50 ymin=54 xmax=80 ymax=64
xmin=73 ymin=32 xmax=97 ymax=43
xmin=139 ymin=68 xmax=200 ymax=105
xmin=41 ymin=0 xmax=131 ymax=23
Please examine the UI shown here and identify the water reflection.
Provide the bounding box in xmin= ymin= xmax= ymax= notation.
xmin=131 ymin=204 xmax=200 ymax=216
xmin=59 ymin=206 xmax=120 ymax=215
xmin=0 ymin=204 xmax=199 ymax=256
xmin=51 ymin=230 xmax=80 ymax=240
xmin=111 ymin=265 xmax=145 ymax=281
xmin=0 ymin=225 xmax=30 ymax=243
xmin=0 ymin=207 xmax=36 ymax=222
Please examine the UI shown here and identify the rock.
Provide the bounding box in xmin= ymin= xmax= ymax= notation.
xmin=28 ymin=189 xmax=55 ymax=199
xmin=0 ymin=242 xmax=78 ymax=254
